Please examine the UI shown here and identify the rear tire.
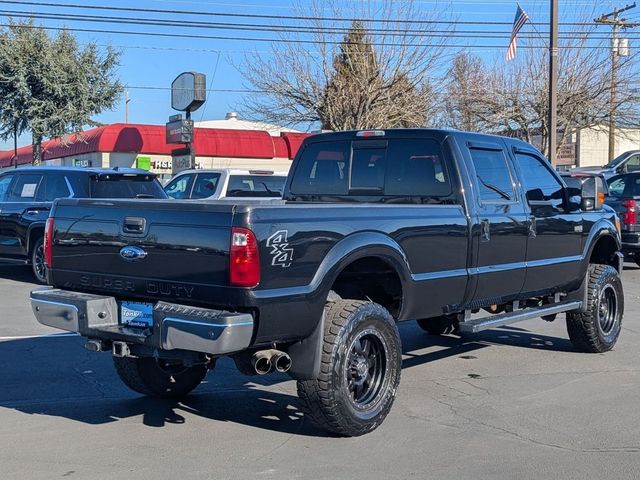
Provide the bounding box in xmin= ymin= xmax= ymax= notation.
xmin=416 ymin=315 xmax=459 ymax=335
xmin=566 ymin=264 xmax=623 ymax=353
xmin=31 ymin=237 xmax=47 ymax=284
xmin=297 ymin=300 xmax=402 ymax=437
xmin=113 ymin=356 xmax=207 ymax=398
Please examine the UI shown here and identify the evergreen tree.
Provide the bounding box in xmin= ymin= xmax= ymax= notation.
xmin=0 ymin=19 xmax=122 ymax=164
xmin=319 ymin=21 xmax=426 ymax=130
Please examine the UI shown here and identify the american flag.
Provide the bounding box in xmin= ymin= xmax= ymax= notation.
xmin=507 ymin=5 xmax=529 ymax=61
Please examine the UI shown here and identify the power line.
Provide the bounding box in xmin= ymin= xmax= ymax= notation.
xmin=2 ymin=21 xmax=625 ymax=49
xmin=0 ymin=0 xmax=596 ymax=26
xmin=0 ymin=8 xmax=633 ymax=41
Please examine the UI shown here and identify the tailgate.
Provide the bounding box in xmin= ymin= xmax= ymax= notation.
xmin=49 ymin=199 xmax=235 ymax=301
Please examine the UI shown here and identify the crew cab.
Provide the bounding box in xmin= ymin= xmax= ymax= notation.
xmin=0 ymin=167 xmax=166 ymax=282
xmin=31 ymin=130 xmax=624 ymax=436
xmin=164 ymin=168 xmax=287 ymax=200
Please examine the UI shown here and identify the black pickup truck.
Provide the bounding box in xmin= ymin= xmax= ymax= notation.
xmin=31 ymin=129 xmax=624 ymax=436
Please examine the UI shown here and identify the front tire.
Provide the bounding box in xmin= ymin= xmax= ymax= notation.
xmin=297 ymin=300 xmax=402 ymax=437
xmin=113 ymin=356 xmax=207 ymax=398
xmin=31 ymin=237 xmax=47 ymax=284
xmin=566 ymin=264 xmax=623 ymax=353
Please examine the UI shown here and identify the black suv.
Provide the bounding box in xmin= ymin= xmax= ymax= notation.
xmin=0 ymin=167 xmax=167 ymax=282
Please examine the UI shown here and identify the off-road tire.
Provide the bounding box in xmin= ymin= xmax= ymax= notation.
xmin=297 ymin=300 xmax=402 ymax=437
xmin=31 ymin=237 xmax=47 ymax=284
xmin=566 ymin=264 xmax=623 ymax=353
xmin=113 ymin=356 xmax=207 ymax=398
xmin=416 ymin=315 xmax=459 ymax=335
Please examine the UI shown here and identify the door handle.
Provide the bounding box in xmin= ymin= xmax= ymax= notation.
xmin=528 ymin=216 xmax=537 ymax=238
xmin=480 ymin=219 xmax=490 ymax=242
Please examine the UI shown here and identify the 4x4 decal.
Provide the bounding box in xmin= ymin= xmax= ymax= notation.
xmin=266 ymin=230 xmax=294 ymax=267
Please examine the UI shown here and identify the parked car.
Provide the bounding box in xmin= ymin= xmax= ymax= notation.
xmin=164 ymin=169 xmax=287 ymax=200
xmin=573 ymin=150 xmax=640 ymax=178
xmin=0 ymin=167 xmax=167 ymax=283
xmin=606 ymin=172 xmax=640 ymax=265
xmin=31 ymin=129 xmax=623 ymax=437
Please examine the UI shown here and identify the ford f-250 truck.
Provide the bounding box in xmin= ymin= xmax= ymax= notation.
xmin=31 ymin=129 xmax=624 ymax=437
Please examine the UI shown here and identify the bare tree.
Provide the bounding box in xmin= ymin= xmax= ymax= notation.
xmin=442 ymin=17 xmax=640 ymax=159
xmin=240 ymin=0 xmax=452 ymax=130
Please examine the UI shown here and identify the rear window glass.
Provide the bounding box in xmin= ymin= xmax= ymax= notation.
xmin=351 ymin=147 xmax=386 ymax=190
xmin=90 ymin=175 xmax=167 ymax=199
xmin=290 ymin=141 xmax=349 ymax=195
xmin=226 ymin=175 xmax=286 ymax=198
xmin=385 ymin=139 xmax=451 ymax=196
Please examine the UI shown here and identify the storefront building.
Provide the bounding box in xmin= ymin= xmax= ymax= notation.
xmin=0 ymin=121 xmax=309 ymax=183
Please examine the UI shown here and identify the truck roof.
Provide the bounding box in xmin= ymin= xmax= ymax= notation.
xmin=303 ymin=128 xmax=536 ymax=150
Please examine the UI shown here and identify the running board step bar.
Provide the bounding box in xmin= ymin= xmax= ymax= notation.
xmin=458 ymin=301 xmax=582 ymax=334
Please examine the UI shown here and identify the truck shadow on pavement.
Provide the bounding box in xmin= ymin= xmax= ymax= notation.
xmin=0 ymin=321 xmax=579 ymax=436
xmin=0 ymin=264 xmax=37 ymax=284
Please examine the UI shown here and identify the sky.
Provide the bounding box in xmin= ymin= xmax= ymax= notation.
xmin=0 ymin=0 xmax=633 ymax=150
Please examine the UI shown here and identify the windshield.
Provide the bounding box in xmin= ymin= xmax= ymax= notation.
xmin=90 ymin=175 xmax=167 ymax=199
xmin=225 ymin=175 xmax=286 ymax=197
xmin=605 ymin=152 xmax=631 ymax=169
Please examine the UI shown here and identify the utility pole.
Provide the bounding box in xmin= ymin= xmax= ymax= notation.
xmin=13 ymin=122 xmax=17 ymax=169
xmin=125 ymin=89 xmax=130 ymax=123
xmin=549 ymin=0 xmax=558 ymax=165
xmin=595 ymin=3 xmax=638 ymax=162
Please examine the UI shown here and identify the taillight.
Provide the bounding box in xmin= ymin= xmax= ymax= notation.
xmin=230 ymin=227 xmax=260 ymax=287
xmin=44 ymin=217 xmax=54 ymax=268
xmin=623 ymin=199 xmax=637 ymax=226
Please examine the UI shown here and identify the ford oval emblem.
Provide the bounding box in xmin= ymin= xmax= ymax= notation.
xmin=119 ymin=245 xmax=147 ymax=262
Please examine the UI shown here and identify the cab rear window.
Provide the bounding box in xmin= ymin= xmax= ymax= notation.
xmin=290 ymin=138 xmax=451 ymax=198
xmin=90 ymin=175 xmax=167 ymax=199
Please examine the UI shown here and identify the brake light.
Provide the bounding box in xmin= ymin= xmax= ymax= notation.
xmin=230 ymin=227 xmax=260 ymax=287
xmin=623 ymin=199 xmax=637 ymax=226
xmin=44 ymin=217 xmax=54 ymax=268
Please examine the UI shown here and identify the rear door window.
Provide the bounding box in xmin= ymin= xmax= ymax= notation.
xmin=226 ymin=175 xmax=286 ymax=197
xmin=191 ymin=172 xmax=221 ymax=199
xmin=290 ymin=141 xmax=349 ymax=195
xmin=469 ymin=148 xmax=515 ymax=202
xmin=8 ymin=173 xmax=43 ymax=201
xmin=385 ymin=139 xmax=451 ymax=196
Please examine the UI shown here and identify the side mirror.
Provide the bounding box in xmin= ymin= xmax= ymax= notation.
xmin=579 ymin=176 xmax=604 ymax=211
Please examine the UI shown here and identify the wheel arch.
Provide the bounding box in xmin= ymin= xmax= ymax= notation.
xmin=583 ymin=221 xmax=622 ymax=272
xmin=26 ymin=223 xmax=46 ymax=257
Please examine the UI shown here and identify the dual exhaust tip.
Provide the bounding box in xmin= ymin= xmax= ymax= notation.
xmin=251 ymin=349 xmax=292 ymax=375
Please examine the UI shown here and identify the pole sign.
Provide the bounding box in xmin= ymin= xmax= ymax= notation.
xmin=171 ymin=72 xmax=206 ymax=112
xmin=165 ymin=118 xmax=194 ymax=144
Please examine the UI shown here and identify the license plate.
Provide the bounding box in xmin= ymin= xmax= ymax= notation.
xmin=120 ymin=301 xmax=154 ymax=328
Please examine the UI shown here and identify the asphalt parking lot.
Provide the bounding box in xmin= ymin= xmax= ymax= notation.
xmin=1 ymin=264 xmax=640 ymax=480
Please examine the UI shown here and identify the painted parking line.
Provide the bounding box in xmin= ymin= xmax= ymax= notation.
xmin=0 ymin=332 xmax=79 ymax=341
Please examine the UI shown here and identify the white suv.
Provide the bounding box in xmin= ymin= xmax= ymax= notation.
xmin=164 ymin=169 xmax=288 ymax=200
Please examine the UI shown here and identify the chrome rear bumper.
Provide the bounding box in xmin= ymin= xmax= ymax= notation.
xmin=30 ymin=288 xmax=254 ymax=355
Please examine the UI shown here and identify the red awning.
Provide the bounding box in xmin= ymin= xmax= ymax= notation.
xmin=0 ymin=123 xmax=310 ymax=168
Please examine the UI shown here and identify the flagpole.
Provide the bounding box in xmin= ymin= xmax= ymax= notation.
xmin=549 ymin=0 xmax=558 ymax=165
